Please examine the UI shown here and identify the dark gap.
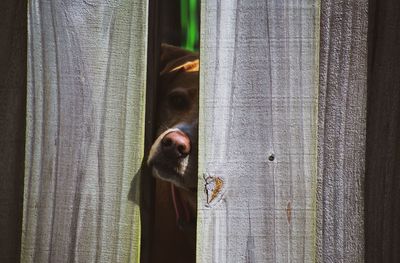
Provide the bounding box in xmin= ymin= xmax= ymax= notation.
xmin=365 ymin=0 xmax=400 ymax=261
xmin=139 ymin=0 xmax=159 ymax=262
xmin=0 ymin=0 xmax=27 ymax=262
xmin=141 ymin=1 xmax=200 ymax=263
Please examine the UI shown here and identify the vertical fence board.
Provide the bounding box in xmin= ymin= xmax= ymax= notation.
xmin=0 ymin=0 xmax=27 ymax=262
xmin=22 ymin=1 xmax=147 ymax=262
xmin=366 ymin=0 xmax=400 ymax=261
xmin=317 ymin=1 xmax=367 ymax=262
xmin=198 ymin=1 xmax=319 ymax=262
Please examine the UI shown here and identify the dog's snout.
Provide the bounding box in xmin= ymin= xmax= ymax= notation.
xmin=161 ymin=131 xmax=191 ymax=158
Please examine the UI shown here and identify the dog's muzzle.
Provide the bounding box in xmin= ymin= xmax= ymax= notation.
xmin=147 ymin=124 xmax=197 ymax=189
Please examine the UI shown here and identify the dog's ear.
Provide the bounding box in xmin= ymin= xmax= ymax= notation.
xmin=169 ymin=59 xmax=199 ymax=73
xmin=160 ymin=44 xmax=192 ymax=68
xmin=160 ymin=44 xmax=199 ymax=75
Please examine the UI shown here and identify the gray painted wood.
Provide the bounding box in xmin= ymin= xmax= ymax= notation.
xmin=198 ymin=1 xmax=319 ymax=262
xmin=0 ymin=0 xmax=26 ymax=262
xmin=22 ymin=1 xmax=147 ymax=262
xmin=317 ymin=1 xmax=367 ymax=262
xmin=366 ymin=0 xmax=400 ymax=261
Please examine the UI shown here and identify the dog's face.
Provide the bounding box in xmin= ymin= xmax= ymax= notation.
xmin=147 ymin=44 xmax=199 ymax=194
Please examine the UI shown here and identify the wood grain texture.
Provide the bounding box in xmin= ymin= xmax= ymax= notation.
xmin=22 ymin=1 xmax=147 ymax=262
xmin=0 ymin=0 xmax=27 ymax=262
xmin=317 ymin=1 xmax=368 ymax=262
xmin=366 ymin=0 xmax=400 ymax=261
xmin=198 ymin=1 xmax=319 ymax=262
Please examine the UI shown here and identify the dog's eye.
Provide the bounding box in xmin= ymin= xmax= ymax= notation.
xmin=168 ymin=91 xmax=189 ymax=111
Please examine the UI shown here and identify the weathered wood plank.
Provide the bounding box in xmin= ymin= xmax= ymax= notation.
xmin=317 ymin=1 xmax=368 ymax=262
xmin=198 ymin=1 xmax=319 ymax=262
xmin=366 ymin=0 xmax=400 ymax=261
xmin=22 ymin=1 xmax=147 ymax=262
xmin=0 ymin=0 xmax=27 ymax=262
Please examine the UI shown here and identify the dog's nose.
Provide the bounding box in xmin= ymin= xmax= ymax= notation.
xmin=161 ymin=131 xmax=191 ymax=158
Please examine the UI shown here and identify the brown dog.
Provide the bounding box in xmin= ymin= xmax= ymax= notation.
xmin=147 ymin=44 xmax=198 ymax=263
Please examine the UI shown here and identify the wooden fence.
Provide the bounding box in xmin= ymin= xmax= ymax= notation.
xmin=198 ymin=1 xmax=318 ymax=261
xmin=22 ymin=0 xmax=147 ymax=262
xmin=0 ymin=0 xmax=399 ymax=262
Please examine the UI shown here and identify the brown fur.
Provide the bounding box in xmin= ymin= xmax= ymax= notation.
xmin=148 ymin=44 xmax=198 ymax=263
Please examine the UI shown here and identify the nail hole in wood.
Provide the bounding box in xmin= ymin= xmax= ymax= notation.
xmin=268 ymin=154 xmax=275 ymax=162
